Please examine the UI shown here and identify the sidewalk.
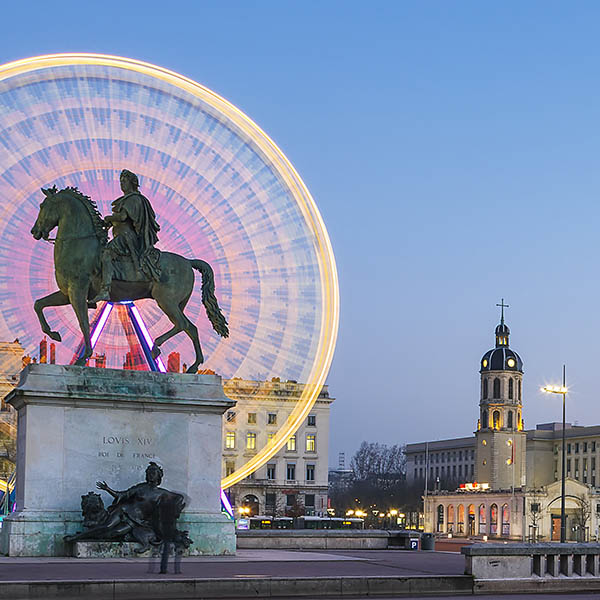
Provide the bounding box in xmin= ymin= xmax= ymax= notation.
xmin=0 ymin=549 xmax=471 ymax=599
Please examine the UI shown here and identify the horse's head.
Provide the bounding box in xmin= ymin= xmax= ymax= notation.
xmin=31 ymin=186 xmax=59 ymax=240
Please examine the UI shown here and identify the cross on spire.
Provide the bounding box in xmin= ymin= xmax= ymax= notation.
xmin=496 ymin=298 xmax=509 ymax=325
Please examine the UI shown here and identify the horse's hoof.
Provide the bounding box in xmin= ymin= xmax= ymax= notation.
xmin=151 ymin=346 xmax=161 ymax=360
xmin=185 ymin=365 xmax=198 ymax=374
xmin=49 ymin=331 xmax=62 ymax=342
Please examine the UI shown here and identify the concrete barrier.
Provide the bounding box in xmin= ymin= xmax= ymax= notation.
xmin=236 ymin=529 xmax=421 ymax=550
xmin=463 ymin=543 xmax=600 ymax=594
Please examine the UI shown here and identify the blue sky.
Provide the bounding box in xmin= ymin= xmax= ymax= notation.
xmin=3 ymin=2 xmax=600 ymax=464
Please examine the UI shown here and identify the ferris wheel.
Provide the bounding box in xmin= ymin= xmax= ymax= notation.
xmin=0 ymin=54 xmax=339 ymax=487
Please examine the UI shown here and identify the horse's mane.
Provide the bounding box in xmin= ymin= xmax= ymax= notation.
xmin=60 ymin=186 xmax=108 ymax=246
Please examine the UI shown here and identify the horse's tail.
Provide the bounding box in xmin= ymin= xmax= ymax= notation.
xmin=190 ymin=259 xmax=229 ymax=338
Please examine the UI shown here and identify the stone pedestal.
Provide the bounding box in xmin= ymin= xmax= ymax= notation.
xmin=0 ymin=364 xmax=236 ymax=557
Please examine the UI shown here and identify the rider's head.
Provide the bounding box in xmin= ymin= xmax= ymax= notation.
xmin=120 ymin=169 xmax=140 ymax=193
xmin=145 ymin=462 xmax=163 ymax=486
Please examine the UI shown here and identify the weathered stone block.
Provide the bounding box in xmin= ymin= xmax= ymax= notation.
xmin=0 ymin=364 xmax=235 ymax=556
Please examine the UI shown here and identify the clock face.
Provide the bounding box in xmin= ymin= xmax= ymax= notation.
xmin=482 ymin=359 xmax=488 ymax=368
xmin=507 ymin=358 xmax=516 ymax=368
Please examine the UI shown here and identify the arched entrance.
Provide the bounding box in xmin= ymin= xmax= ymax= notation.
xmin=437 ymin=504 xmax=445 ymax=532
xmin=468 ymin=504 xmax=476 ymax=536
xmin=447 ymin=505 xmax=455 ymax=533
xmin=478 ymin=504 xmax=486 ymax=534
xmin=490 ymin=504 xmax=498 ymax=535
xmin=242 ymin=494 xmax=260 ymax=516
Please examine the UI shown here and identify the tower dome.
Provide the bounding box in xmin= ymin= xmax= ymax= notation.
xmin=480 ymin=300 xmax=523 ymax=373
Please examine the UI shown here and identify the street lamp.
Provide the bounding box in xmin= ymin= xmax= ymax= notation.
xmin=541 ymin=365 xmax=568 ymax=543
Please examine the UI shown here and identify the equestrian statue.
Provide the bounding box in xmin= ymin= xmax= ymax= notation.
xmin=30 ymin=169 xmax=229 ymax=373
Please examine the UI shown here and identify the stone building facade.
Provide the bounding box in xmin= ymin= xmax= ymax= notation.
xmin=406 ymin=307 xmax=600 ymax=541
xmin=221 ymin=378 xmax=333 ymax=517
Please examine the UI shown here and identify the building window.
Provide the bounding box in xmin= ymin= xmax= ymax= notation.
xmin=225 ymin=460 xmax=235 ymax=476
xmin=306 ymin=464 xmax=315 ymax=481
xmin=267 ymin=464 xmax=276 ymax=480
xmin=287 ymin=435 xmax=297 ymax=452
xmin=305 ymin=494 xmax=315 ymax=507
xmin=507 ymin=410 xmax=513 ymax=429
xmin=568 ymin=444 xmax=572 ymax=454
xmin=593 ymin=442 xmax=597 ymax=452
xmin=246 ymin=432 xmax=256 ymax=450
xmin=266 ymin=493 xmax=276 ymax=509
xmin=226 ymin=410 xmax=236 ymax=423
xmin=483 ymin=379 xmax=488 ymax=399
xmin=267 ymin=413 xmax=277 ymax=425
xmin=306 ymin=434 xmax=316 ymax=452
xmin=247 ymin=413 xmax=257 ymax=424
xmin=267 ymin=433 xmax=276 ymax=444
xmin=286 ymin=493 xmax=296 ymax=506
xmin=225 ymin=431 xmax=235 ymax=449
xmin=508 ymin=378 xmax=514 ymax=400
xmin=584 ymin=442 xmax=588 ymax=453
xmin=286 ymin=464 xmax=296 ymax=481
xmin=567 ymin=459 xmax=571 ymax=474
xmin=458 ymin=465 xmax=462 ymax=477
xmin=575 ymin=443 xmax=580 ymax=453
xmin=493 ymin=378 xmax=500 ymax=399
xmin=307 ymin=415 xmax=316 ymax=427
xmin=518 ymin=380 xmax=522 ymax=401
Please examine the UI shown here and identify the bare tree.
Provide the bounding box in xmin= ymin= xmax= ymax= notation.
xmin=350 ymin=442 xmax=405 ymax=481
xmin=527 ymin=489 xmax=543 ymax=543
xmin=573 ymin=494 xmax=591 ymax=542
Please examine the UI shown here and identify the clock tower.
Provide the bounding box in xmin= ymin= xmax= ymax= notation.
xmin=475 ymin=300 xmax=526 ymax=490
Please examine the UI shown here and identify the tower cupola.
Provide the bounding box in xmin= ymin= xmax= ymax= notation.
xmin=480 ymin=299 xmax=523 ymax=373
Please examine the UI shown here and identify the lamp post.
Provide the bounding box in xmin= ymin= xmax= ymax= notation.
xmin=541 ymin=365 xmax=568 ymax=543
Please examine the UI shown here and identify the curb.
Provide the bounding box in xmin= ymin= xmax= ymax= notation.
xmin=474 ymin=576 xmax=600 ymax=595
xmin=0 ymin=575 xmax=474 ymax=599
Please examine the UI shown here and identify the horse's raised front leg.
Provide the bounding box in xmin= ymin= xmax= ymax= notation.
xmin=70 ymin=286 xmax=93 ymax=366
xmin=34 ymin=290 xmax=69 ymax=342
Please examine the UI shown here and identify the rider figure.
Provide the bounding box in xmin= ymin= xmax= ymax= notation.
xmin=93 ymin=170 xmax=161 ymax=302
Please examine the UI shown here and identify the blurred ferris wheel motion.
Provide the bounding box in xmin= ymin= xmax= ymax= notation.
xmin=0 ymin=54 xmax=339 ymax=486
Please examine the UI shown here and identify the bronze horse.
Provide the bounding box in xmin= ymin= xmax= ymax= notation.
xmin=30 ymin=186 xmax=228 ymax=372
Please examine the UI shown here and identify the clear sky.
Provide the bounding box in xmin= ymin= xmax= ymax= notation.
xmin=2 ymin=1 xmax=600 ymax=465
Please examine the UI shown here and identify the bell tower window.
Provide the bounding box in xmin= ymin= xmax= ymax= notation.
xmin=483 ymin=379 xmax=488 ymax=399
xmin=518 ymin=380 xmax=521 ymax=401
xmin=508 ymin=410 xmax=513 ymax=428
xmin=493 ymin=410 xmax=501 ymax=429
xmin=482 ymin=409 xmax=488 ymax=428
xmin=508 ymin=378 xmax=514 ymax=400
xmin=493 ymin=378 xmax=500 ymax=399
